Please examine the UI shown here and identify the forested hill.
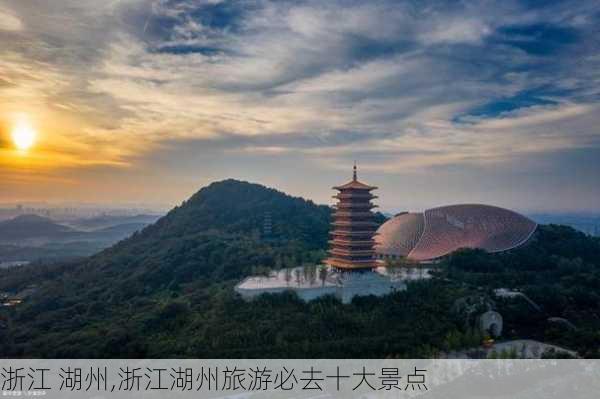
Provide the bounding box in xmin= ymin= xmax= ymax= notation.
xmin=0 ymin=180 xmax=347 ymax=357
xmin=0 ymin=179 xmax=332 ymax=293
xmin=2 ymin=180 xmax=598 ymax=358
xmin=146 ymin=179 xmax=332 ymax=248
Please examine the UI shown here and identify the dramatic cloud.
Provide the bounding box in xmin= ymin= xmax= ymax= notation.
xmin=0 ymin=7 xmax=21 ymax=31
xmin=0 ymin=0 xmax=599 ymax=211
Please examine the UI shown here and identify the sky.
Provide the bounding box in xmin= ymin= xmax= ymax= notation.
xmin=0 ymin=0 xmax=599 ymax=213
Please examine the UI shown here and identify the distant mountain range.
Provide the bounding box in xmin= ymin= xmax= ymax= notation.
xmin=0 ymin=214 xmax=159 ymax=242
xmin=0 ymin=215 xmax=76 ymax=241
xmin=0 ymin=213 xmax=161 ymax=262
xmin=66 ymin=214 xmax=161 ymax=231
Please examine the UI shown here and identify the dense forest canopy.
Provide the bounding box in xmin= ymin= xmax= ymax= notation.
xmin=1 ymin=180 xmax=599 ymax=358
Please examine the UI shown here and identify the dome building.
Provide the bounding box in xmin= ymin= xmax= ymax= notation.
xmin=375 ymin=204 xmax=537 ymax=262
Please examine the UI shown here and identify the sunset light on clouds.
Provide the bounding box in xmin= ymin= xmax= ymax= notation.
xmin=1 ymin=0 xmax=599 ymax=212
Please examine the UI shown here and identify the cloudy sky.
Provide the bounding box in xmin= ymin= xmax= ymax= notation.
xmin=0 ymin=0 xmax=599 ymax=213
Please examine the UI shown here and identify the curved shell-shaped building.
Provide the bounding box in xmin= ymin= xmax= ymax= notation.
xmin=375 ymin=204 xmax=537 ymax=261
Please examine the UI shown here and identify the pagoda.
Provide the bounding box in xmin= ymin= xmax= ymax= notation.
xmin=325 ymin=164 xmax=379 ymax=270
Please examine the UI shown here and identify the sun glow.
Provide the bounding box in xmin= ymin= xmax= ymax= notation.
xmin=11 ymin=117 xmax=37 ymax=151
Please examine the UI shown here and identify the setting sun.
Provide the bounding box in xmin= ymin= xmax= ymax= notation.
xmin=11 ymin=118 xmax=37 ymax=151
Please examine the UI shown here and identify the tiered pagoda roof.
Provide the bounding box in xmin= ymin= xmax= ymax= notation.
xmin=325 ymin=165 xmax=380 ymax=270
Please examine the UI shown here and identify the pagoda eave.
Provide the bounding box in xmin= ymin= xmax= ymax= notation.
xmin=329 ymin=249 xmax=375 ymax=257
xmin=325 ymin=258 xmax=381 ymax=270
xmin=333 ymin=195 xmax=379 ymax=200
xmin=331 ymin=221 xmax=378 ymax=227
xmin=329 ymin=239 xmax=375 ymax=245
xmin=330 ymin=230 xmax=378 ymax=236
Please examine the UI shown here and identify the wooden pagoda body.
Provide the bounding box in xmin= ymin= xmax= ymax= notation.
xmin=325 ymin=166 xmax=379 ymax=270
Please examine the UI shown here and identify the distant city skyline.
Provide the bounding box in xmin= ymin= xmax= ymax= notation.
xmin=1 ymin=1 xmax=599 ymax=213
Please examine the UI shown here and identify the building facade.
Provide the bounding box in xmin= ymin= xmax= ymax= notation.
xmin=374 ymin=204 xmax=537 ymax=262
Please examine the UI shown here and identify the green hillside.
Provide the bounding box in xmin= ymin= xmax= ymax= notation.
xmin=0 ymin=180 xmax=599 ymax=358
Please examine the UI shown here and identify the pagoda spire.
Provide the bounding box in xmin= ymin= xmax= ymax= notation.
xmin=353 ymin=162 xmax=357 ymax=181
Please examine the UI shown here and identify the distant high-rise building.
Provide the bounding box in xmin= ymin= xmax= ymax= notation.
xmin=325 ymin=164 xmax=379 ymax=270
